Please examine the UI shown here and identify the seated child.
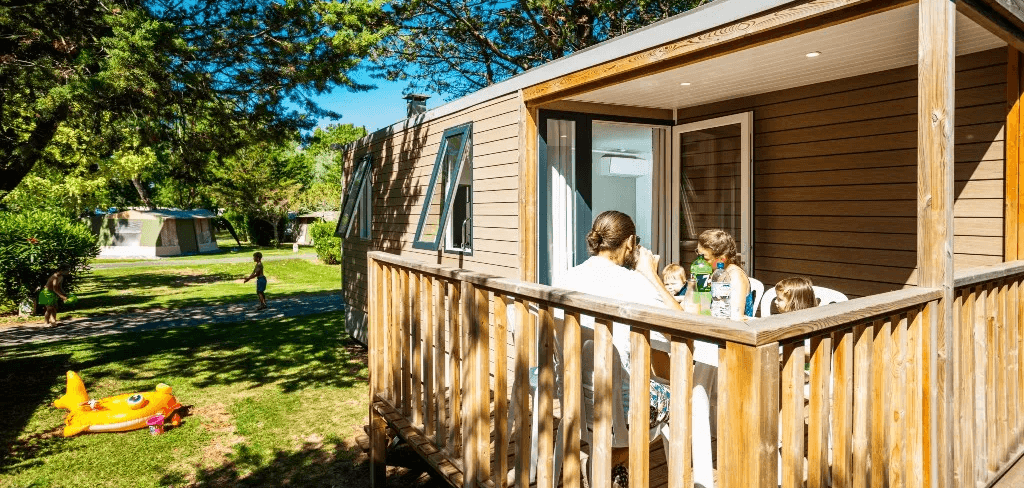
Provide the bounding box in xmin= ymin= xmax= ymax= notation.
xmin=770 ymin=277 xmax=819 ymax=314
xmin=662 ymin=263 xmax=687 ymax=301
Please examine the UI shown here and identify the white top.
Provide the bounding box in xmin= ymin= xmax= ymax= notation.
xmin=554 ymin=256 xmax=669 ymax=371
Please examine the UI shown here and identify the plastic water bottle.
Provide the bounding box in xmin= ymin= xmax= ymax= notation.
xmin=710 ymin=262 xmax=731 ymax=319
xmin=690 ymin=255 xmax=713 ymax=315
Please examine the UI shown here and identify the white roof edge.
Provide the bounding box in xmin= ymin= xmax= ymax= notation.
xmin=344 ymin=0 xmax=798 ymax=152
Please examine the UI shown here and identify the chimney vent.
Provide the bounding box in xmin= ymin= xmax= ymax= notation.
xmin=404 ymin=93 xmax=430 ymax=117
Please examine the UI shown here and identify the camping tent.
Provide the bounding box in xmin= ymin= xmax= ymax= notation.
xmin=88 ymin=209 xmax=219 ymax=258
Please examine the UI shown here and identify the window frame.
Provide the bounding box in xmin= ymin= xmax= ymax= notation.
xmin=358 ymin=168 xmax=372 ymax=240
xmin=411 ymin=123 xmax=473 ymax=251
xmin=334 ymin=155 xmax=372 ymax=239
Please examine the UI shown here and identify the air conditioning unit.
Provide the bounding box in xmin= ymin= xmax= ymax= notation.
xmin=599 ymin=156 xmax=650 ymax=177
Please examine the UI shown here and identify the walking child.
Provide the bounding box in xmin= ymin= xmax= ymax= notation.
xmin=243 ymin=252 xmax=268 ymax=310
xmin=40 ymin=270 xmax=69 ymax=326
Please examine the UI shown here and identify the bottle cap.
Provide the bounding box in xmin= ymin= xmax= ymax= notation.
xmin=717 ymin=262 xmax=724 ymax=269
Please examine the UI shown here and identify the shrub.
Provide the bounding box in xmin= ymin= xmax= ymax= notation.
xmin=309 ymin=220 xmax=341 ymax=265
xmin=0 ymin=211 xmax=99 ymax=312
xmin=221 ymin=210 xmax=249 ymax=242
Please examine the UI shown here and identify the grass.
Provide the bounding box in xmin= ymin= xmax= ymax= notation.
xmin=0 ymin=312 xmax=377 ymax=488
xmin=35 ymin=258 xmax=339 ymax=321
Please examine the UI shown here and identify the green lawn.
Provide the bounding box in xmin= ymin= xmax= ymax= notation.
xmin=54 ymin=258 xmax=339 ymax=319
xmin=0 ymin=313 xmax=375 ymax=488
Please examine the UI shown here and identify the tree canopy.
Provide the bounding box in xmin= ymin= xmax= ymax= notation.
xmin=0 ymin=0 xmax=390 ymax=201
xmin=372 ymin=0 xmax=710 ymax=98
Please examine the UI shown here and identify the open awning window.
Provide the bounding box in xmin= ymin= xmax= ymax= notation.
xmin=335 ymin=155 xmax=373 ymax=238
xmin=412 ymin=123 xmax=472 ymax=251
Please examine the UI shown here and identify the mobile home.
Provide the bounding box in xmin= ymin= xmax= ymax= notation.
xmin=339 ymin=0 xmax=1024 ymax=485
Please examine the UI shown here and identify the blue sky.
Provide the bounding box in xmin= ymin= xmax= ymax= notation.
xmin=306 ymin=71 xmax=444 ymax=134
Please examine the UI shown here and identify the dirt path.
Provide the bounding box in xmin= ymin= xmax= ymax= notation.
xmin=0 ymin=294 xmax=343 ymax=347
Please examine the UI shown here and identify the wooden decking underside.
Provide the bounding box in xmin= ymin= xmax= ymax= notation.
xmin=370 ymin=398 xmax=697 ymax=488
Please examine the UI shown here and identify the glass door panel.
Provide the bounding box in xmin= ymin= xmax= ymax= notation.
xmin=673 ymin=113 xmax=752 ymax=273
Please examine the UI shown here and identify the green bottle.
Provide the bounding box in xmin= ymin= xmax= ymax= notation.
xmin=690 ymin=255 xmax=713 ymax=315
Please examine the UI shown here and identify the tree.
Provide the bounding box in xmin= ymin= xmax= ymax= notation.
xmin=211 ymin=140 xmax=311 ymax=246
xmin=373 ymin=0 xmax=710 ymax=98
xmin=298 ymin=123 xmax=367 ymax=211
xmin=1 ymin=0 xmax=391 ymax=201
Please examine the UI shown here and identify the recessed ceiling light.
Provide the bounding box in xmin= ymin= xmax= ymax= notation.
xmin=680 ymin=82 xmax=691 ymax=86
xmin=806 ymin=51 xmax=821 ymax=58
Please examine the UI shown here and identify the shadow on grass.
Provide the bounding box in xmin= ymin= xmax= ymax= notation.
xmin=158 ymin=437 xmax=446 ymax=488
xmin=0 ymin=313 xmax=360 ymax=475
xmin=64 ymin=288 xmax=339 ymax=319
xmin=0 ymin=354 xmax=73 ymax=470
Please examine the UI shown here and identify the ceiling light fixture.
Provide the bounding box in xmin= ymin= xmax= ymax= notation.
xmin=806 ymin=51 xmax=821 ymax=58
xmin=679 ymin=82 xmax=691 ymax=86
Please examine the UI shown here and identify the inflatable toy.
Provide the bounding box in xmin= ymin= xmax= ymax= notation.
xmin=52 ymin=371 xmax=182 ymax=437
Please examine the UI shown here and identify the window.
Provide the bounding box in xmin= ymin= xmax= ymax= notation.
xmin=412 ymin=123 xmax=473 ymax=252
xmin=358 ymin=172 xmax=372 ymax=240
xmin=335 ymin=155 xmax=372 ymax=238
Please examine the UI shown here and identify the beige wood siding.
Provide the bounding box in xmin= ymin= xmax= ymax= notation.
xmin=677 ymin=48 xmax=1007 ymax=298
xmin=343 ymin=93 xmax=522 ymax=314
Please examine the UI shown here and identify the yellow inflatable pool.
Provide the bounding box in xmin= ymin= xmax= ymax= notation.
xmin=53 ymin=371 xmax=182 ymax=437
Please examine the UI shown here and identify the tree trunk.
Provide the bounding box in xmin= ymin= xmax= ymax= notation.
xmin=0 ymin=102 xmax=70 ymax=199
xmin=131 ymin=177 xmax=157 ymax=210
xmin=271 ymin=215 xmax=281 ymax=248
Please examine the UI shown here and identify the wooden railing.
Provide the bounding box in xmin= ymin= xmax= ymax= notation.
xmin=952 ymin=261 xmax=1024 ymax=487
xmin=366 ymin=251 xmax=1024 ymax=488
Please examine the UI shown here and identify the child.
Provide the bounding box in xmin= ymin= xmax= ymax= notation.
xmin=243 ymin=252 xmax=268 ymax=310
xmin=696 ymin=229 xmax=752 ymax=318
xmin=771 ymin=277 xmax=818 ymax=314
xmin=39 ymin=269 xmax=69 ymax=325
xmin=662 ymin=263 xmax=687 ymax=301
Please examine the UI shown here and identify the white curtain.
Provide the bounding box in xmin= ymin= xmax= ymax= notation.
xmin=650 ymin=128 xmax=676 ymax=270
xmin=547 ymin=120 xmax=576 ymax=285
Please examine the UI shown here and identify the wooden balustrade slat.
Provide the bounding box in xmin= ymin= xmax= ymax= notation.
xmin=1008 ymin=281 xmax=1021 ymax=453
xmin=719 ymin=342 xmax=779 ymax=488
xmin=852 ymin=323 xmax=873 ymax=488
xmin=956 ymin=289 xmax=975 ymax=487
xmin=411 ymin=273 xmax=423 ymax=428
xmin=435 ymin=277 xmax=448 ymax=448
xmin=997 ymin=281 xmax=1009 ymax=464
xmin=870 ymin=317 xmax=891 ymax=488
xmin=423 ymin=274 xmax=435 ymax=439
xmin=369 ymin=259 xmax=387 ymax=486
xmin=972 ymin=285 xmax=991 ymax=480
xmin=1019 ymin=279 xmax=1024 ymax=449
xmin=780 ymin=342 xmax=805 ymax=488
xmin=951 ymin=292 xmax=964 ymax=487
xmin=808 ymin=334 xmax=833 ymax=488
xmin=460 ymin=280 xmax=477 ymax=488
xmin=513 ymin=298 xmax=533 ymax=488
xmin=561 ymin=312 xmax=582 ymax=488
xmin=832 ymin=328 xmax=854 ymax=488
xmin=668 ymin=336 xmax=694 ymax=488
xmin=986 ymin=282 xmax=998 ymax=472
xmin=473 ymin=286 xmax=491 ymax=485
xmin=391 ymin=267 xmax=402 ymax=406
xmin=887 ymin=313 xmax=908 ymax=487
xmin=591 ymin=318 xmax=614 ymax=488
xmin=536 ymin=304 xmax=556 ymax=488
xmin=906 ymin=306 xmax=925 ymax=488
xmin=492 ymin=295 xmax=509 ymax=488
xmin=401 ymin=269 xmax=412 ymax=417
xmin=449 ymin=281 xmax=463 ymax=456
xmin=629 ymin=326 xmax=651 ymax=488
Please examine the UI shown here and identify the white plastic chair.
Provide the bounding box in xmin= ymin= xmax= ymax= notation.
xmin=759 ymin=285 xmax=848 ymax=317
xmin=747 ymin=277 xmax=765 ymax=317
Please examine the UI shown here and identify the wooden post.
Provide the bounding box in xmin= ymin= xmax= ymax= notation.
xmin=370 ymin=405 xmax=388 ymax=487
xmin=918 ymin=0 xmax=956 ymax=485
xmin=518 ymin=94 xmax=538 ymax=283
xmin=717 ymin=341 xmax=780 ymax=488
xmin=1007 ymin=47 xmax=1021 ymax=261
xmin=460 ymin=280 xmax=478 ymax=488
